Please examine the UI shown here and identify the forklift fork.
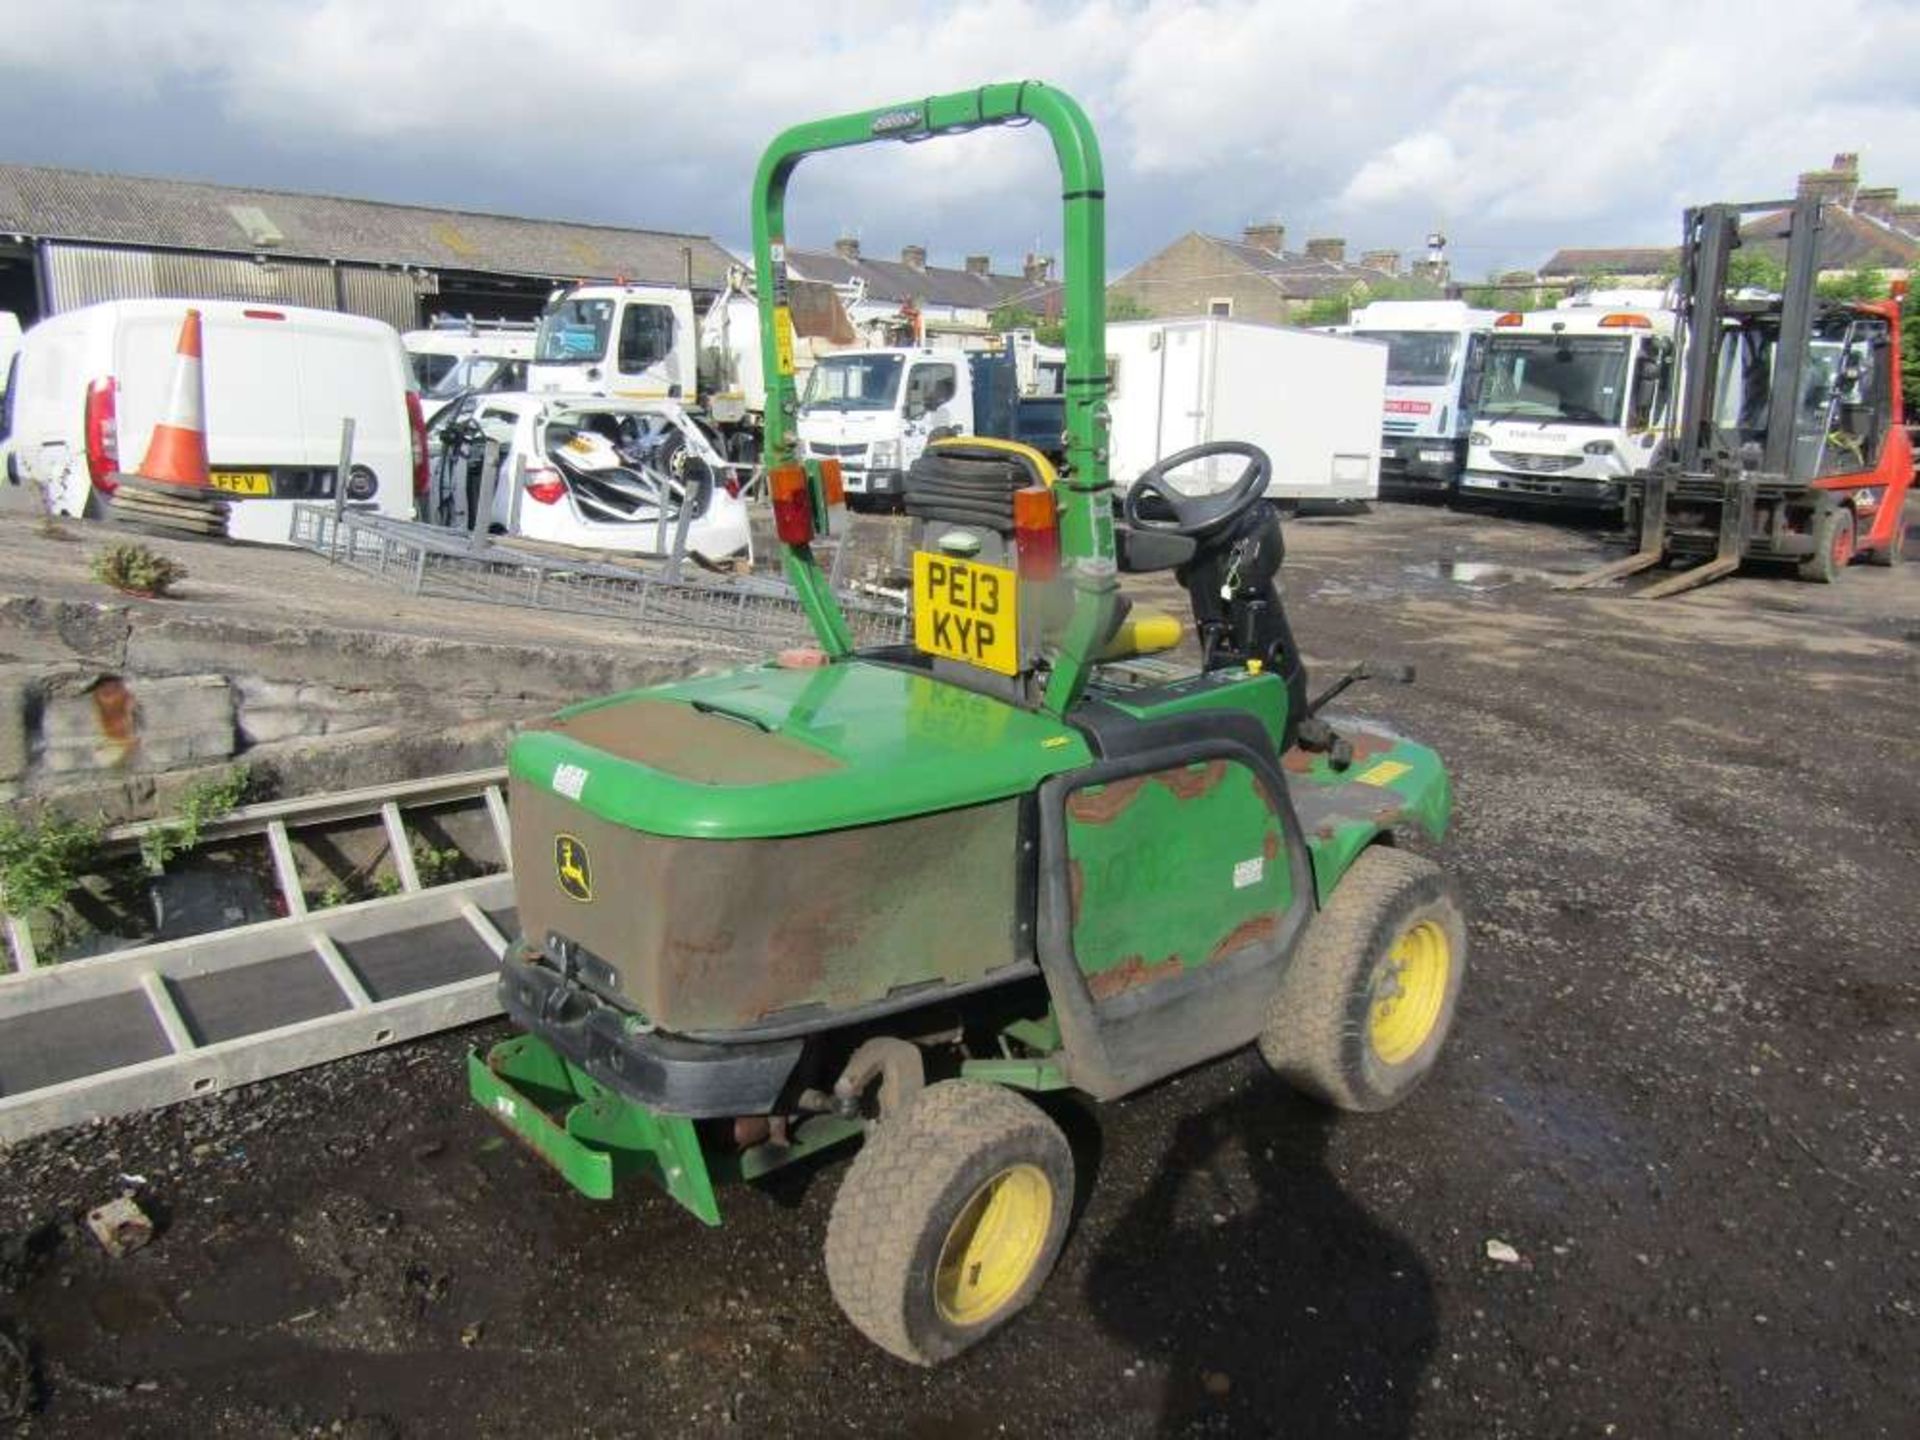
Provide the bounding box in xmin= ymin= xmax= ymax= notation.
xmin=1633 ymin=474 xmax=1754 ymax=600
xmin=1554 ymin=468 xmax=1671 ymax=591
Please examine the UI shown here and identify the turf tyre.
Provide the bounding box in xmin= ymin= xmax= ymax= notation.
xmin=1258 ymin=846 xmax=1467 ymax=1112
xmin=825 ymin=1080 xmax=1073 ymax=1366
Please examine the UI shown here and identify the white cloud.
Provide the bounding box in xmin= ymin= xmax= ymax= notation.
xmin=1 ymin=0 xmax=1917 ymax=275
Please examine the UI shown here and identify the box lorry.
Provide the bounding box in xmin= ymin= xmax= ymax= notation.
xmin=796 ymin=346 xmax=1063 ymax=507
xmin=1105 ymin=316 xmax=1383 ymax=502
xmin=1348 ymin=299 xmax=1496 ymax=498
xmin=8 ymin=299 xmax=425 ymax=544
xmin=1461 ymin=292 xmax=1676 ymax=508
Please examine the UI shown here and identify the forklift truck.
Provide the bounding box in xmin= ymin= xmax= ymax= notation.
xmin=469 ymin=82 xmax=1466 ymax=1366
xmin=1562 ymin=196 xmax=1912 ymax=598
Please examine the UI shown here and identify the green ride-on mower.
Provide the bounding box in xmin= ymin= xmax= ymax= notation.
xmin=470 ymin=81 xmax=1466 ymax=1366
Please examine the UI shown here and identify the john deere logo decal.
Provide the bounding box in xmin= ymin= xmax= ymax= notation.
xmin=555 ymin=834 xmax=592 ymax=902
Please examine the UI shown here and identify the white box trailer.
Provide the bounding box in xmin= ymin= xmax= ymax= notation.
xmin=1106 ymin=317 xmax=1383 ymax=501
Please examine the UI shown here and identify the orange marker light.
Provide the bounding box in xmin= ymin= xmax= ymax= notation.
xmin=1495 ymin=312 xmax=1524 ymax=327
xmin=818 ymin=457 xmax=845 ymax=507
xmin=769 ymin=462 xmax=814 ymax=546
xmin=1597 ymin=312 xmax=1651 ymax=329
xmin=1013 ymin=484 xmax=1060 ymax=581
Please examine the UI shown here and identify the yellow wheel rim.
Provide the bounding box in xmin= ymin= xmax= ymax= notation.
xmin=934 ymin=1163 xmax=1053 ymax=1327
xmin=1368 ymin=919 xmax=1451 ymax=1065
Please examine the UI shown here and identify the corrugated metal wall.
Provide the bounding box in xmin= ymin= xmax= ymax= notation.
xmin=337 ymin=265 xmax=423 ymax=330
xmin=42 ymin=243 xmax=421 ymax=329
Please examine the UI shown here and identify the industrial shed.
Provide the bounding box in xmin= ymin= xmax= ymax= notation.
xmin=0 ymin=164 xmax=738 ymax=330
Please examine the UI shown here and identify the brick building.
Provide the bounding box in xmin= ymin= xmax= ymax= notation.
xmin=1108 ymin=224 xmax=1434 ymax=325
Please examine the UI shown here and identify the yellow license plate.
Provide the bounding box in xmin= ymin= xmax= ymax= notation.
xmin=209 ymin=471 xmax=272 ymax=496
xmin=912 ymin=552 xmax=1018 ymax=675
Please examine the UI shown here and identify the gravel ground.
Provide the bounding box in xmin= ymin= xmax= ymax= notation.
xmin=3 ymin=497 xmax=1917 ymax=1438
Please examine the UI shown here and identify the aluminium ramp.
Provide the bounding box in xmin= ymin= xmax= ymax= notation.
xmin=0 ymin=770 xmax=518 ymax=1144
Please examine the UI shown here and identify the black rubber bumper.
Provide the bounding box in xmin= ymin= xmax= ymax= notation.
xmin=498 ymin=953 xmax=803 ymax=1118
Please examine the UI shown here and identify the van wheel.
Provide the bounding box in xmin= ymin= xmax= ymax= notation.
xmin=1799 ymin=506 xmax=1855 ymax=583
xmin=1258 ymin=846 xmax=1467 ymax=1112
xmin=824 ymin=1080 xmax=1073 ymax=1366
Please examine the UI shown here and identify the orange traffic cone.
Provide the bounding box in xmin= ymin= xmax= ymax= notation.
xmin=135 ymin=309 xmax=212 ymax=488
xmin=109 ymin=308 xmax=229 ymax=538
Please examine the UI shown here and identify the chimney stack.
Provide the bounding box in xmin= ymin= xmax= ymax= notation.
xmin=901 ymin=244 xmax=928 ymax=270
xmin=1304 ymin=237 xmax=1347 ymax=263
xmin=1359 ymin=248 xmax=1401 ymax=275
xmin=1242 ymin=221 xmax=1286 ymax=253
xmin=1023 ymin=253 xmax=1053 ymax=283
xmin=834 ymin=235 xmax=860 ymax=261
xmin=1797 ymin=153 xmax=1861 ymax=208
xmin=964 ymin=254 xmax=992 ymax=276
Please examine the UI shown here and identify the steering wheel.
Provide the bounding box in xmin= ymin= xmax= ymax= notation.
xmin=1124 ymin=441 xmax=1272 ymax=538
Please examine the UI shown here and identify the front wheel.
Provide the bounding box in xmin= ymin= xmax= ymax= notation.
xmin=824 ymin=1080 xmax=1073 ymax=1366
xmin=1798 ymin=506 xmax=1856 ymax=583
xmin=1258 ymin=846 xmax=1467 ymax=1112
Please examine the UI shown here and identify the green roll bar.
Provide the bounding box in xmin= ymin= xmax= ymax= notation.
xmin=750 ymin=81 xmax=1119 ymax=717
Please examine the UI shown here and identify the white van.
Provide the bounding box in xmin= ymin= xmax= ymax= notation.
xmin=8 ymin=300 xmax=424 ymax=545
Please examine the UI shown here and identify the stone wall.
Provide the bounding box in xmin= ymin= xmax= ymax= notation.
xmin=0 ymin=594 xmax=694 ymax=816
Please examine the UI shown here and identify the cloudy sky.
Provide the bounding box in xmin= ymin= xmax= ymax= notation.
xmin=2 ymin=0 xmax=1917 ymax=281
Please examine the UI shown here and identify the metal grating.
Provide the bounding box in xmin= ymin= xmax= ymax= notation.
xmin=288 ymin=506 xmax=911 ymax=655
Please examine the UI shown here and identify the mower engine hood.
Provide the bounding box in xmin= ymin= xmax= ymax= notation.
xmin=509 ymin=659 xmax=1094 ymax=839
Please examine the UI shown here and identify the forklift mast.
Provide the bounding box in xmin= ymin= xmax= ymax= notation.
xmin=1669 ymin=196 xmax=1824 ymax=479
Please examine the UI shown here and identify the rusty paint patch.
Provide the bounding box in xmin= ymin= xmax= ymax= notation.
xmin=1262 ymin=829 xmax=1280 ymax=862
xmin=91 ymin=676 xmax=138 ymax=758
xmin=1279 ymin=746 xmax=1313 ymax=774
xmin=1346 ymin=731 xmax=1397 ymax=763
xmin=1154 ymin=759 xmax=1228 ymax=801
xmin=1209 ymin=912 xmax=1279 ymax=963
xmin=1066 ymin=774 xmax=1148 ymax=825
xmin=1087 ymin=952 xmax=1184 ymax=1001
xmin=1067 ymin=858 xmax=1084 ymax=923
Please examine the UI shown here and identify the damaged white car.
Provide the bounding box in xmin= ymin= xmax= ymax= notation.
xmin=427 ymin=393 xmax=752 ymax=564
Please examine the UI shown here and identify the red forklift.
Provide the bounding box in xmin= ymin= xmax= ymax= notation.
xmin=1561 ymin=197 xmax=1912 ymax=598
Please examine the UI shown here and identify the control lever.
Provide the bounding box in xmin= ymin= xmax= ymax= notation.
xmin=1297 ymin=662 xmax=1416 ymax=773
xmin=1307 ymin=660 xmax=1415 ymax=717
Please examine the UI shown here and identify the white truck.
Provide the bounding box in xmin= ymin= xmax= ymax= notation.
xmin=1462 ymin=292 xmax=1677 ymax=508
xmin=797 ymin=346 xmax=1062 ymax=508
xmin=527 ymin=275 xmax=860 ymax=462
xmin=1348 ymin=299 xmax=1497 ymax=498
xmin=1105 ymin=316 xmax=1384 ymax=503
xmin=7 ymin=299 xmax=423 ymax=544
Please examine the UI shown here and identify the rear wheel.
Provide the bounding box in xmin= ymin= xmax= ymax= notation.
xmin=1867 ymin=510 xmax=1907 ymax=567
xmin=825 ymin=1080 xmax=1073 ymax=1365
xmin=1258 ymin=846 xmax=1467 ymax=1112
xmin=1799 ymin=505 xmax=1856 ymax=583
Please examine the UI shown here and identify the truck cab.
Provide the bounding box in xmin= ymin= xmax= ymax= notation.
xmin=797 ymin=347 xmax=971 ymax=505
xmin=528 ymin=284 xmax=699 ymax=403
xmin=1462 ymin=293 xmax=1676 ymax=508
xmin=1348 ymin=300 xmax=1496 ymax=498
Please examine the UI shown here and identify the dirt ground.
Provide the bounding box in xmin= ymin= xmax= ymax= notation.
xmin=3 ymin=497 xmax=1917 ymax=1438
